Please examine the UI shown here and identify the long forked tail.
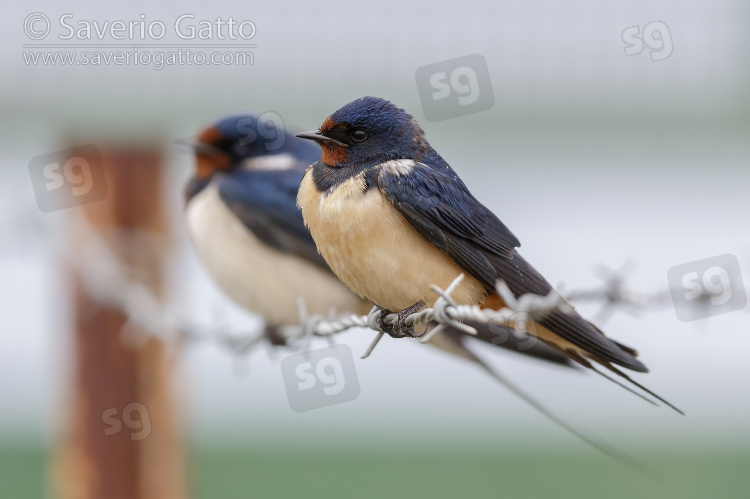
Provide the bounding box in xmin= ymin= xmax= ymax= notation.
xmin=594 ymin=359 xmax=684 ymax=415
xmin=560 ymin=346 xmax=684 ymax=415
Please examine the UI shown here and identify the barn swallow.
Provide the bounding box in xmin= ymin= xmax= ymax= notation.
xmin=184 ymin=114 xmax=570 ymax=364
xmin=296 ymin=96 xmax=680 ymax=412
xmin=186 ymin=113 xmax=654 ymax=463
xmin=185 ymin=114 xmax=368 ymax=338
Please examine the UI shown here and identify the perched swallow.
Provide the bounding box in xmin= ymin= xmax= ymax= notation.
xmin=297 ymin=96 xmax=679 ymax=411
xmin=186 ymin=113 xmax=650 ymax=463
xmin=184 ymin=114 xmax=569 ymax=364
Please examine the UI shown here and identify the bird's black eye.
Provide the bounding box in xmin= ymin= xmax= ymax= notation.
xmin=351 ymin=129 xmax=368 ymax=142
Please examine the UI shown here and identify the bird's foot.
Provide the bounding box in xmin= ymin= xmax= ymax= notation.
xmin=378 ymin=301 xmax=426 ymax=338
xmin=263 ymin=324 xmax=288 ymax=346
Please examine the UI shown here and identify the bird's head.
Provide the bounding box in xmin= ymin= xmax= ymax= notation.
xmin=185 ymin=113 xmax=320 ymax=200
xmin=191 ymin=114 xmax=294 ymax=177
xmin=297 ymin=96 xmax=429 ymax=168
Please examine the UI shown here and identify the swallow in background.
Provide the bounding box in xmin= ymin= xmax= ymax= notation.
xmin=184 ymin=114 xmax=570 ymax=364
xmin=185 ymin=114 xmax=367 ymax=337
xmin=296 ymin=96 xmax=680 ymax=413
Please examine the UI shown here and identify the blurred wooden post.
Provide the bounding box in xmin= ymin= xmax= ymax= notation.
xmin=56 ymin=145 xmax=185 ymax=499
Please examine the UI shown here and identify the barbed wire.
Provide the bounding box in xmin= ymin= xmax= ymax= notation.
xmin=49 ymin=213 xmax=712 ymax=361
xmin=2 ymin=195 xmax=744 ymax=361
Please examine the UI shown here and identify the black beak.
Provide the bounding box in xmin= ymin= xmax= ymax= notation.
xmin=296 ymin=131 xmax=349 ymax=147
xmin=174 ymin=138 xmax=228 ymax=157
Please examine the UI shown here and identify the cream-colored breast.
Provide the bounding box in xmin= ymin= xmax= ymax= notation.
xmin=298 ymin=168 xmax=487 ymax=312
xmin=187 ymin=180 xmax=370 ymax=326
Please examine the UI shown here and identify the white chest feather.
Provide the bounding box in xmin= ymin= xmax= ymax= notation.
xmin=186 ymin=181 xmax=369 ymax=325
xmin=297 ymin=166 xmax=486 ymax=311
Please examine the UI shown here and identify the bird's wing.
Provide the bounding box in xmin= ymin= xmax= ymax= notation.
xmin=377 ymin=163 xmax=648 ymax=373
xmin=217 ymin=169 xmax=329 ymax=269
